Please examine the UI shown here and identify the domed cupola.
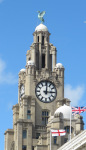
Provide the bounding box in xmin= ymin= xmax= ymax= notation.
xmin=54 ymin=104 xmax=74 ymax=119
xmin=55 ymin=63 xmax=64 ymax=69
xmin=35 ymin=24 xmax=48 ymax=32
xmin=20 ymin=68 xmax=26 ymax=72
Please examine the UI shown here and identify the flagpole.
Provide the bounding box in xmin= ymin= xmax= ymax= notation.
xmin=50 ymin=129 xmax=51 ymax=150
xmin=70 ymin=105 xmax=71 ymax=140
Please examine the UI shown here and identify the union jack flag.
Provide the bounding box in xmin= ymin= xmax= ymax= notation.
xmin=71 ymin=106 xmax=86 ymax=115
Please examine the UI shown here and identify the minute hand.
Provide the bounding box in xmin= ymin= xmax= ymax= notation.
xmin=47 ymin=91 xmax=55 ymax=93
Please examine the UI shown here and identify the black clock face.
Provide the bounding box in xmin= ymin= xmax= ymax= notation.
xmin=35 ymin=81 xmax=57 ymax=103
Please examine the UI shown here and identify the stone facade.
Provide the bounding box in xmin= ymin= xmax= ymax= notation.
xmin=4 ymin=24 xmax=84 ymax=150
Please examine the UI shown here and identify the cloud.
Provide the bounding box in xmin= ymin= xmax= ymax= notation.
xmin=0 ymin=58 xmax=17 ymax=84
xmin=0 ymin=0 xmax=3 ymax=3
xmin=64 ymin=84 xmax=85 ymax=106
xmin=84 ymin=21 xmax=86 ymax=23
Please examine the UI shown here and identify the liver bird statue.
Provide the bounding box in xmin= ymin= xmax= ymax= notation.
xmin=37 ymin=11 xmax=46 ymax=24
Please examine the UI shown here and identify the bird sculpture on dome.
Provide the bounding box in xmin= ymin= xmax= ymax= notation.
xmin=37 ymin=11 xmax=46 ymax=24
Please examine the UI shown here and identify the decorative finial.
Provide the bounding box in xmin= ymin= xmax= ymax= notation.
xmin=37 ymin=11 xmax=46 ymax=24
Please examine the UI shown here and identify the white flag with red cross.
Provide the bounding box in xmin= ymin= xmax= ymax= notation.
xmin=51 ymin=129 xmax=66 ymax=136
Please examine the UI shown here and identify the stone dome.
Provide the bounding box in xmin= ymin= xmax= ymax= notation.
xmin=27 ymin=60 xmax=35 ymax=66
xmin=35 ymin=24 xmax=48 ymax=32
xmin=20 ymin=68 xmax=26 ymax=72
xmin=54 ymin=104 xmax=74 ymax=119
xmin=55 ymin=63 xmax=64 ymax=69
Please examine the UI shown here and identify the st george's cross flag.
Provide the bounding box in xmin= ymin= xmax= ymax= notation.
xmin=71 ymin=106 xmax=86 ymax=115
xmin=51 ymin=129 xmax=66 ymax=136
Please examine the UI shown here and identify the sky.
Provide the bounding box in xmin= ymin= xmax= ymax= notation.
xmin=0 ymin=0 xmax=86 ymax=149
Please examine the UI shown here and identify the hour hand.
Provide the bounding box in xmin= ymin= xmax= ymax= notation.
xmin=43 ymin=90 xmax=47 ymax=94
xmin=45 ymin=82 xmax=47 ymax=94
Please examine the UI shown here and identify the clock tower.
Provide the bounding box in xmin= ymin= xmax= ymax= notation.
xmin=4 ymin=23 xmax=84 ymax=150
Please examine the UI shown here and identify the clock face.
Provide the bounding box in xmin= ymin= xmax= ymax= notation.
xmin=20 ymin=84 xmax=25 ymax=98
xmin=35 ymin=81 xmax=57 ymax=103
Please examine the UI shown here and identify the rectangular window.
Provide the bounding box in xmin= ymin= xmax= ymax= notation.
xmin=23 ymin=130 xmax=27 ymax=138
xmin=23 ymin=145 xmax=27 ymax=150
xmin=64 ymin=127 xmax=66 ymax=131
xmin=42 ymin=117 xmax=44 ymax=125
xmin=27 ymin=110 xmax=31 ymax=114
xmin=42 ymin=36 xmax=44 ymax=45
xmin=42 ymin=111 xmax=44 ymax=116
xmin=67 ymin=127 xmax=69 ymax=133
xmin=38 ymin=36 xmax=39 ymax=42
xmin=47 ymin=112 xmax=48 ymax=116
xmin=54 ymin=136 xmax=57 ymax=144
xmin=36 ymin=133 xmax=40 ymax=139
xmin=27 ymin=114 xmax=31 ymax=119
xmin=64 ymin=138 xmax=67 ymax=143
xmin=42 ymin=54 xmax=45 ymax=68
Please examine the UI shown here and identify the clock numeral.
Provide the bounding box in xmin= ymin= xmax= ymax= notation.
xmin=38 ymin=94 xmax=41 ymax=96
xmin=49 ymin=97 xmax=51 ymax=101
xmin=38 ymin=86 xmax=41 ymax=89
xmin=41 ymin=97 xmax=43 ymax=101
xmin=49 ymin=84 xmax=51 ymax=87
xmin=41 ymin=82 xmax=43 ymax=86
xmin=51 ymin=95 xmax=54 ymax=98
xmin=45 ymin=98 xmax=47 ymax=102
xmin=37 ymin=90 xmax=40 ymax=92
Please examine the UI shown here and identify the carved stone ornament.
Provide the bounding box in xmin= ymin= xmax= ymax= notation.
xmin=55 ymin=80 xmax=60 ymax=87
xmin=33 ymin=79 xmax=38 ymax=86
xmin=40 ymin=76 xmax=47 ymax=81
xmin=10 ymin=141 xmax=14 ymax=150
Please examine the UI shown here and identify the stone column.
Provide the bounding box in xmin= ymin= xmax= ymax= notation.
xmin=14 ymin=125 xmax=17 ymax=150
xmin=53 ymin=51 xmax=56 ymax=71
xmin=39 ymin=33 xmax=42 ymax=70
xmin=28 ymin=66 xmax=31 ymax=95
xmin=32 ymin=49 xmax=36 ymax=65
xmin=17 ymin=122 xmax=22 ymax=150
xmin=18 ymin=85 xmax=20 ymax=104
xmin=27 ymin=124 xmax=32 ymax=150
xmin=34 ymin=33 xmax=37 ymax=43
xmin=46 ymin=43 xmax=49 ymax=69
xmin=23 ymin=97 xmax=27 ymax=119
xmin=31 ymin=98 xmax=35 ymax=126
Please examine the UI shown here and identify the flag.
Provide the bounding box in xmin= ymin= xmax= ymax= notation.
xmin=51 ymin=129 xmax=66 ymax=136
xmin=71 ymin=106 xmax=86 ymax=115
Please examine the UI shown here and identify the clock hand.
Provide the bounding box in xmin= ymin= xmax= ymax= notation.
xmin=45 ymin=82 xmax=47 ymax=94
xmin=47 ymin=91 xmax=55 ymax=93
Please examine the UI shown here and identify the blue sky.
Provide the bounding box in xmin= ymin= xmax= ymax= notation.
xmin=0 ymin=0 xmax=86 ymax=149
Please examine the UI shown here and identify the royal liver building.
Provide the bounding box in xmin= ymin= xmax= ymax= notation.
xmin=4 ymin=16 xmax=85 ymax=150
